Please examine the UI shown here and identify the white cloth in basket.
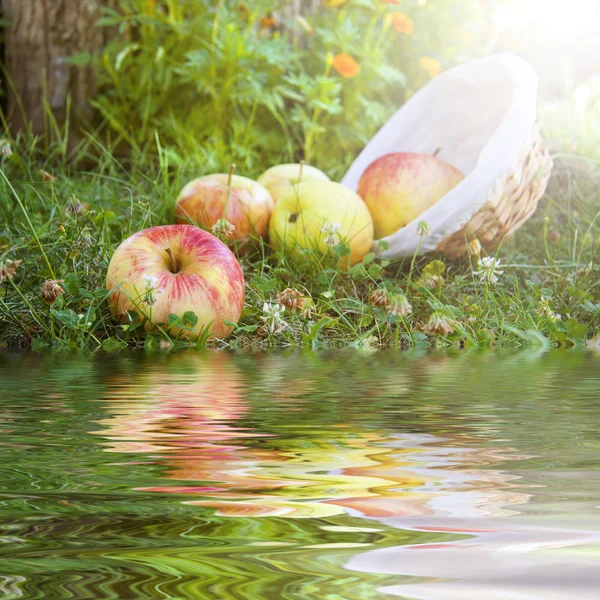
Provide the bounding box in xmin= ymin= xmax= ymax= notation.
xmin=341 ymin=53 xmax=539 ymax=258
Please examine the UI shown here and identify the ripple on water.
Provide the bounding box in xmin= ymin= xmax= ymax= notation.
xmin=0 ymin=349 xmax=599 ymax=599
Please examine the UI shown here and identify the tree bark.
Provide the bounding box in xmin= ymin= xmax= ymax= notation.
xmin=3 ymin=0 xmax=114 ymax=139
xmin=276 ymin=0 xmax=321 ymax=43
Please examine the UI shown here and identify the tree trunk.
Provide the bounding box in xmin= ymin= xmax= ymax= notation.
xmin=3 ymin=0 xmax=114 ymax=140
xmin=276 ymin=0 xmax=321 ymax=20
xmin=276 ymin=0 xmax=320 ymax=43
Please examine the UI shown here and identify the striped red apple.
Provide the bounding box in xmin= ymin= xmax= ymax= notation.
xmin=357 ymin=152 xmax=464 ymax=239
xmin=174 ymin=173 xmax=274 ymax=247
xmin=106 ymin=224 xmax=244 ymax=340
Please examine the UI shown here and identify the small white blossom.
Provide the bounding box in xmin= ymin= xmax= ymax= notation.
xmin=261 ymin=302 xmax=287 ymax=334
xmin=0 ymin=259 xmax=21 ymax=282
xmin=0 ymin=138 xmax=12 ymax=157
xmin=320 ymin=222 xmax=343 ymax=247
xmin=142 ymin=274 xmax=164 ymax=306
xmin=211 ymin=218 xmax=236 ymax=240
xmin=66 ymin=195 xmax=85 ymax=215
xmin=539 ymin=295 xmax=561 ymax=322
xmin=473 ymin=257 xmax=504 ymax=285
xmin=421 ymin=311 xmax=454 ymax=336
xmin=389 ymin=293 xmax=412 ymax=317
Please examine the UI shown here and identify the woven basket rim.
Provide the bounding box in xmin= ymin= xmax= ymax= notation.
xmin=432 ymin=124 xmax=554 ymax=258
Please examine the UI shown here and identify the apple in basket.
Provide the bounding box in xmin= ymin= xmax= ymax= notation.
xmin=105 ymin=224 xmax=245 ymax=340
xmin=357 ymin=152 xmax=464 ymax=239
xmin=257 ymin=163 xmax=330 ymax=205
xmin=269 ymin=180 xmax=374 ymax=267
xmin=174 ymin=172 xmax=274 ymax=247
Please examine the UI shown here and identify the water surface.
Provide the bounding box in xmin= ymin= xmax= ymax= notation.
xmin=0 ymin=349 xmax=599 ymax=599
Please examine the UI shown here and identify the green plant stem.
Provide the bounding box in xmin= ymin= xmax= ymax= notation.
xmin=0 ymin=169 xmax=56 ymax=279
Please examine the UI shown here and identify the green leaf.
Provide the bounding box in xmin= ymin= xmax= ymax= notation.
xmin=362 ymin=252 xmax=376 ymax=265
xmin=357 ymin=314 xmax=374 ymax=329
xmin=50 ymin=309 xmax=79 ymax=329
xmin=102 ymin=337 xmax=127 ymax=352
xmin=63 ymin=273 xmax=81 ymax=295
xmin=565 ymin=318 xmax=588 ymax=342
xmin=182 ymin=311 xmax=198 ymax=328
xmin=223 ymin=319 xmax=258 ymax=334
xmin=93 ymin=287 xmax=109 ymax=300
xmin=251 ymin=276 xmax=277 ymax=293
xmin=332 ymin=243 xmax=351 ymax=257
xmin=120 ymin=321 xmax=142 ymax=333
xmin=367 ymin=263 xmax=384 ymax=278
xmin=168 ymin=314 xmax=181 ymax=326
xmin=422 ymin=259 xmax=446 ymax=277
xmin=302 ymin=316 xmax=335 ymax=346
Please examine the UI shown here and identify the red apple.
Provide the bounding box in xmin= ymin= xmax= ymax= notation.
xmin=174 ymin=174 xmax=274 ymax=246
xmin=357 ymin=152 xmax=464 ymax=239
xmin=106 ymin=224 xmax=244 ymax=340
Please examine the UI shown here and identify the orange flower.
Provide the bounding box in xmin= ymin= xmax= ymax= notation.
xmin=381 ymin=0 xmax=401 ymax=4
xmin=260 ymin=15 xmax=276 ymax=29
xmin=332 ymin=53 xmax=360 ymax=78
xmin=387 ymin=12 xmax=414 ymax=34
xmin=323 ymin=0 xmax=348 ymax=7
xmin=420 ymin=56 xmax=442 ymax=78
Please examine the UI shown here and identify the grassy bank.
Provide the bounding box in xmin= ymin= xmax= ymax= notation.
xmin=0 ymin=107 xmax=599 ymax=352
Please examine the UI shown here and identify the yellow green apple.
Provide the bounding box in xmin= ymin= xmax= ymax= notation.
xmin=269 ymin=180 xmax=374 ymax=267
xmin=257 ymin=163 xmax=330 ymax=205
xmin=105 ymin=224 xmax=244 ymax=340
xmin=357 ymin=152 xmax=464 ymax=239
xmin=174 ymin=174 xmax=274 ymax=245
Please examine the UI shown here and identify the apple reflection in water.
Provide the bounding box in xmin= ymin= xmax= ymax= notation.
xmin=95 ymin=352 xmax=304 ymax=496
xmin=94 ymin=353 xmax=529 ymax=520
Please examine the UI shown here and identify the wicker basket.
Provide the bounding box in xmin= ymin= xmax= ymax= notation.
xmin=436 ymin=124 xmax=553 ymax=258
xmin=341 ymin=53 xmax=553 ymax=261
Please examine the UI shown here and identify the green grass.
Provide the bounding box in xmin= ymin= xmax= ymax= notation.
xmin=0 ymin=104 xmax=598 ymax=352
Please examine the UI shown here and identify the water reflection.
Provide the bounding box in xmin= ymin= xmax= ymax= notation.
xmin=94 ymin=353 xmax=532 ymax=521
xmin=1 ymin=349 xmax=599 ymax=599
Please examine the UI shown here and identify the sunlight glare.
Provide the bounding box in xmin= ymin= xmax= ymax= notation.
xmin=494 ymin=0 xmax=597 ymax=42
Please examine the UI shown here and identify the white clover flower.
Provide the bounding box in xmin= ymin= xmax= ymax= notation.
xmin=473 ymin=257 xmax=504 ymax=285
xmin=0 ymin=258 xmax=21 ymax=282
xmin=421 ymin=311 xmax=454 ymax=336
xmin=211 ymin=218 xmax=236 ymax=240
xmin=389 ymin=293 xmax=412 ymax=318
xmin=261 ymin=302 xmax=287 ymax=334
xmin=66 ymin=195 xmax=85 ymax=215
xmin=0 ymin=138 xmax=12 ymax=158
xmin=320 ymin=222 xmax=343 ymax=247
xmin=142 ymin=274 xmax=164 ymax=306
xmin=539 ymin=295 xmax=561 ymax=322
